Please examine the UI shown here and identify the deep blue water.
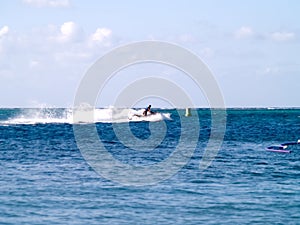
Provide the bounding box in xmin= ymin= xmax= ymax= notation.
xmin=0 ymin=108 xmax=300 ymax=224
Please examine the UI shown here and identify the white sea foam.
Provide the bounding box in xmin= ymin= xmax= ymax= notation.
xmin=2 ymin=108 xmax=73 ymax=125
xmin=1 ymin=108 xmax=171 ymax=125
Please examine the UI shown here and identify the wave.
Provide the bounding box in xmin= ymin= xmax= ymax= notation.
xmin=0 ymin=108 xmax=172 ymax=125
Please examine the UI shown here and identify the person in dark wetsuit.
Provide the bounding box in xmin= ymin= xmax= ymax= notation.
xmin=143 ymin=105 xmax=152 ymax=116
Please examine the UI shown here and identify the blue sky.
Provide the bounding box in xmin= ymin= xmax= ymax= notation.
xmin=0 ymin=0 xmax=299 ymax=107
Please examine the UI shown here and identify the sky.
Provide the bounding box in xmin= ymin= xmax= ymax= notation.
xmin=0 ymin=0 xmax=300 ymax=108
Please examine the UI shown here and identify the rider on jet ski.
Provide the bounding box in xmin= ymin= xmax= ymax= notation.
xmin=143 ymin=105 xmax=153 ymax=116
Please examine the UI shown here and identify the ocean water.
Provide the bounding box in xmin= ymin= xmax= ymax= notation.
xmin=0 ymin=108 xmax=300 ymax=224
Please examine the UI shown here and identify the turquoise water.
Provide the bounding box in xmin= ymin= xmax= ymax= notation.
xmin=0 ymin=108 xmax=299 ymax=224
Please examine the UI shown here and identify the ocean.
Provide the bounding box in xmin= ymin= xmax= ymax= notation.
xmin=0 ymin=108 xmax=299 ymax=224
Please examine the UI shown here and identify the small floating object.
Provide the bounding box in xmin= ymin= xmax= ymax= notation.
xmin=266 ymin=139 xmax=299 ymax=153
xmin=281 ymin=139 xmax=300 ymax=146
xmin=185 ymin=108 xmax=191 ymax=117
xmin=266 ymin=145 xmax=291 ymax=153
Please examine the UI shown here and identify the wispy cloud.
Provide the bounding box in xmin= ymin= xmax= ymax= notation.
xmin=200 ymin=47 xmax=214 ymax=58
xmin=22 ymin=0 xmax=70 ymax=8
xmin=178 ymin=34 xmax=196 ymax=43
xmin=270 ymin=31 xmax=295 ymax=42
xmin=0 ymin=26 xmax=9 ymax=38
xmin=234 ymin=26 xmax=254 ymax=39
xmin=234 ymin=26 xmax=296 ymax=43
xmin=256 ymin=66 xmax=280 ymax=76
xmin=0 ymin=21 xmax=114 ymax=77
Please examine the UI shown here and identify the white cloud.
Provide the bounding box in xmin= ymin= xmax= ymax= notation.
xmin=200 ymin=47 xmax=214 ymax=58
xmin=91 ymin=28 xmax=112 ymax=42
xmin=0 ymin=26 xmax=9 ymax=38
xmin=0 ymin=21 xmax=116 ymax=106
xmin=89 ymin=28 xmax=112 ymax=48
xmin=0 ymin=21 xmax=115 ymax=80
xmin=0 ymin=68 xmax=15 ymax=79
xmin=0 ymin=26 xmax=9 ymax=57
xmin=29 ymin=60 xmax=40 ymax=68
xmin=258 ymin=66 xmax=279 ymax=75
xmin=0 ymin=26 xmax=12 ymax=60
xmin=271 ymin=31 xmax=295 ymax=42
xmin=54 ymin=21 xmax=84 ymax=43
xmin=22 ymin=0 xmax=70 ymax=8
xmin=234 ymin=26 xmax=254 ymax=39
xmin=264 ymin=67 xmax=274 ymax=74
xmin=53 ymin=51 xmax=91 ymax=63
xmin=178 ymin=34 xmax=196 ymax=43
xmin=61 ymin=22 xmax=80 ymax=41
